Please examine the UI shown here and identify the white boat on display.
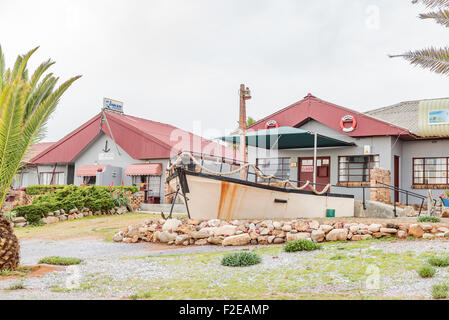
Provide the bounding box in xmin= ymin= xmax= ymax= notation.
xmin=165 ymin=152 xmax=355 ymax=221
xmin=165 ymin=84 xmax=355 ymax=221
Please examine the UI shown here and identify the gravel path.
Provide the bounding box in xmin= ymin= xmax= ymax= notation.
xmin=1 ymin=239 xmax=449 ymax=299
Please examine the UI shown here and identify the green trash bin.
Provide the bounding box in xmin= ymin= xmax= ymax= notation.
xmin=326 ymin=209 xmax=335 ymax=218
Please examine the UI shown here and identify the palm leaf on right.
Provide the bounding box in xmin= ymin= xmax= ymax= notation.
xmin=392 ymin=0 xmax=449 ymax=75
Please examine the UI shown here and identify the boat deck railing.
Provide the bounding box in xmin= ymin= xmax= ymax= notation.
xmin=170 ymin=152 xmax=427 ymax=217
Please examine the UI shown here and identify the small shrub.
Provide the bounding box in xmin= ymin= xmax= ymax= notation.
xmin=418 ymin=265 xmax=436 ymax=278
xmin=38 ymin=256 xmax=82 ymax=266
xmin=221 ymin=251 xmax=262 ymax=267
xmin=417 ymin=216 xmax=440 ymax=223
xmin=284 ymin=239 xmax=322 ymax=253
xmin=432 ymin=284 xmax=449 ymax=299
xmin=7 ymin=281 xmax=25 ymax=290
xmin=428 ymin=257 xmax=449 ymax=267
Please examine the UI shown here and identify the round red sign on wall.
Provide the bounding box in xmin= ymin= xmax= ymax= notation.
xmin=265 ymin=120 xmax=279 ymax=129
xmin=340 ymin=115 xmax=357 ymax=133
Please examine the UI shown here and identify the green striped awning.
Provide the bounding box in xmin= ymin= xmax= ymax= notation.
xmin=219 ymin=127 xmax=354 ymax=150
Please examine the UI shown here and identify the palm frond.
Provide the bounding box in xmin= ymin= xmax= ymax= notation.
xmin=412 ymin=0 xmax=449 ymax=8
xmin=0 ymin=45 xmax=81 ymax=205
xmin=420 ymin=9 xmax=449 ymax=26
xmin=390 ymin=47 xmax=449 ymax=75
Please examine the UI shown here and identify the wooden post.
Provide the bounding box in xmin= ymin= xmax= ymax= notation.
xmin=239 ymin=84 xmax=251 ymax=179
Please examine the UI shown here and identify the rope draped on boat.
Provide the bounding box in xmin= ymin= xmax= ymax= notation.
xmin=168 ymin=152 xmax=332 ymax=196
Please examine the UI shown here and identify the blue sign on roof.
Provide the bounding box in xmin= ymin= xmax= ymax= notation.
xmin=103 ymin=98 xmax=123 ymax=113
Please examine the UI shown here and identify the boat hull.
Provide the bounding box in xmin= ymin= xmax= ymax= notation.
xmin=169 ymin=170 xmax=354 ymax=220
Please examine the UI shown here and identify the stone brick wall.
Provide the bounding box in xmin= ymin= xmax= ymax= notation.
xmin=127 ymin=191 xmax=144 ymax=211
xmin=370 ymin=167 xmax=391 ymax=203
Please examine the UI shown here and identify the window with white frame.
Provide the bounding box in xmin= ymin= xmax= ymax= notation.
xmin=338 ymin=155 xmax=380 ymax=183
xmin=256 ymin=158 xmax=290 ymax=181
xmin=39 ymin=172 xmax=65 ymax=185
xmin=413 ymin=158 xmax=448 ymax=185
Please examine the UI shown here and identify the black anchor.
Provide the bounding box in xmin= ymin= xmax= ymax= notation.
xmin=102 ymin=140 xmax=111 ymax=153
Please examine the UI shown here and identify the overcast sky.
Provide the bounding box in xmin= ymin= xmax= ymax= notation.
xmin=0 ymin=0 xmax=447 ymax=141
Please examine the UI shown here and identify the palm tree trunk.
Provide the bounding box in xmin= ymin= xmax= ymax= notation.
xmin=0 ymin=214 xmax=20 ymax=270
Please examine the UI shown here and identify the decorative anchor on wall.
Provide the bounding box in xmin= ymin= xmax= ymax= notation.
xmin=102 ymin=140 xmax=111 ymax=153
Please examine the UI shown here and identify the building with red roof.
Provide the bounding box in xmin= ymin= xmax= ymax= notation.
xmin=15 ymin=107 xmax=235 ymax=204
xmin=244 ymin=93 xmax=449 ymax=205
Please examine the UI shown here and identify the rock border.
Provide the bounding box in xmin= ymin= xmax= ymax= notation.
xmin=113 ymin=218 xmax=449 ymax=245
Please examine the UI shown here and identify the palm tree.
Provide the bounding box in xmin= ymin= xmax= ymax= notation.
xmin=0 ymin=46 xmax=81 ymax=270
xmin=390 ymin=0 xmax=449 ymax=75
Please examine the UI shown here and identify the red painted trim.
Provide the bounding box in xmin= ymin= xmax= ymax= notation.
xmin=248 ymin=94 xmax=415 ymax=138
xmin=30 ymin=113 xmax=102 ymax=163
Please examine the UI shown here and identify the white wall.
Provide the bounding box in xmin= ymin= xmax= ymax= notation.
xmin=72 ymin=132 xmax=170 ymax=202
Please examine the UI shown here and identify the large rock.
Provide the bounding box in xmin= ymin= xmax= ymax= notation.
xmin=177 ymin=224 xmax=196 ymax=234
xmin=162 ymin=219 xmax=182 ymax=232
xmin=175 ymin=234 xmax=190 ymax=245
xmin=12 ymin=217 xmax=26 ymax=223
xmin=325 ymin=229 xmax=348 ymax=241
xmin=208 ymin=236 xmax=223 ymax=245
xmin=309 ymin=221 xmax=320 ymax=230
xmin=273 ymin=221 xmax=283 ymax=230
xmin=222 ymin=234 xmax=251 ymax=246
xmin=351 ymin=234 xmax=372 ymax=241
xmin=286 ymin=232 xmax=311 ymax=242
xmin=294 ymin=221 xmax=309 ymax=232
xmin=158 ymin=231 xmax=177 ymax=243
xmin=213 ymin=225 xmax=237 ymax=236
xmin=191 ymin=229 xmax=212 ymax=239
xmin=113 ymin=232 xmax=124 ymax=242
xmin=368 ymin=224 xmax=382 ymax=233
xmin=408 ymin=224 xmax=424 ymax=238
xmin=311 ymin=230 xmax=325 ymax=242
xmin=282 ymin=224 xmax=292 ymax=232
xmin=380 ymin=228 xmax=398 ymax=234
xmin=43 ymin=216 xmax=59 ymax=224
xmin=320 ymin=225 xmax=333 ymax=233
xmin=397 ymin=230 xmax=407 ymax=239
xmin=421 ymin=224 xmax=433 ymax=231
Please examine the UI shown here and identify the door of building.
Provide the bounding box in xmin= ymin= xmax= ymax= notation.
xmin=394 ymin=155 xmax=400 ymax=203
xmin=298 ymin=157 xmax=331 ymax=192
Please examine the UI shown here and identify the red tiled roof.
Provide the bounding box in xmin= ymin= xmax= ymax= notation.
xmin=125 ymin=163 xmax=162 ymax=176
xmin=76 ymin=165 xmax=105 ymax=177
xmin=23 ymin=142 xmax=55 ymax=163
xmin=248 ymin=93 xmax=416 ymax=139
xmin=30 ymin=111 xmax=236 ymax=164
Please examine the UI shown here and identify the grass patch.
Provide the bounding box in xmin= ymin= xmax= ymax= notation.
xmin=330 ymin=254 xmax=347 ymax=260
xmin=417 ymin=265 xmax=436 ymax=278
xmin=428 ymin=256 xmax=449 ymax=267
xmin=7 ymin=281 xmax=25 ymax=290
xmin=130 ymin=291 xmax=152 ymax=300
xmin=0 ymin=266 xmax=32 ymax=277
xmin=417 ymin=216 xmax=440 ymax=223
xmin=221 ymin=251 xmax=262 ymax=267
xmin=38 ymin=256 xmax=82 ymax=266
xmin=15 ymin=212 xmax=160 ymax=241
xmin=432 ymin=284 xmax=449 ymax=299
xmin=284 ymin=239 xmax=322 ymax=253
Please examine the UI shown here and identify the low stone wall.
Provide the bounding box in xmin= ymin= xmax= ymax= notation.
xmin=12 ymin=206 xmax=129 ymax=228
xmin=113 ymin=218 xmax=449 ymax=245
